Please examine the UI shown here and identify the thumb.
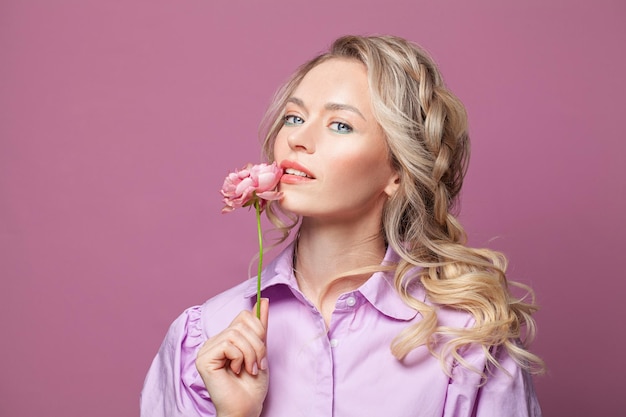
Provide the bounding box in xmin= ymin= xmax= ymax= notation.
xmin=258 ymin=298 xmax=269 ymax=331
xmin=255 ymin=298 xmax=270 ymax=373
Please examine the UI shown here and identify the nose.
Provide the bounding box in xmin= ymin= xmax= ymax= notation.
xmin=286 ymin=122 xmax=315 ymax=153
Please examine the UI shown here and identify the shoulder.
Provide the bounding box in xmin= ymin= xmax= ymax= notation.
xmin=445 ymin=344 xmax=542 ymax=417
xmin=195 ymin=279 xmax=256 ymax=337
xmin=140 ymin=279 xmax=256 ymax=416
xmin=155 ymin=279 xmax=255 ymax=360
xmin=434 ymin=303 xmax=475 ymax=329
xmin=168 ymin=243 xmax=295 ymax=340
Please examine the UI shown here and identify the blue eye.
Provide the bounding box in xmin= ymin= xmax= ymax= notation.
xmin=284 ymin=115 xmax=304 ymax=126
xmin=330 ymin=121 xmax=353 ymax=134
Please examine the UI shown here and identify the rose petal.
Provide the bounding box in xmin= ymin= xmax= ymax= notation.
xmin=256 ymin=190 xmax=283 ymax=201
xmin=220 ymin=162 xmax=283 ymax=213
xmin=234 ymin=177 xmax=255 ymax=196
xmin=256 ymin=172 xmax=279 ymax=192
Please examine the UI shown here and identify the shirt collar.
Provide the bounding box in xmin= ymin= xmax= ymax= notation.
xmin=358 ymin=246 xmax=423 ymax=321
xmin=243 ymin=241 xmax=299 ymax=297
xmin=244 ymin=242 xmax=424 ymax=321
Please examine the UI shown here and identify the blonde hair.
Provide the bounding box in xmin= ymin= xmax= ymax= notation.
xmin=260 ymin=35 xmax=544 ymax=376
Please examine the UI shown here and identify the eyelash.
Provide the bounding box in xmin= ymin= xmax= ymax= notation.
xmin=283 ymin=115 xmax=353 ymax=134
xmin=283 ymin=115 xmax=304 ymax=126
xmin=329 ymin=121 xmax=353 ymax=134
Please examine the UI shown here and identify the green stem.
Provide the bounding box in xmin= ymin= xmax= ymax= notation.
xmin=255 ymin=199 xmax=263 ymax=319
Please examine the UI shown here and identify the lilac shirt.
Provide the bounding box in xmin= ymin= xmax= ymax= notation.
xmin=141 ymin=244 xmax=541 ymax=417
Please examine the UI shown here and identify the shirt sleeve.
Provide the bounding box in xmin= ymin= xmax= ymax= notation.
xmin=443 ymin=345 xmax=542 ymax=417
xmin=140 ymin=306 xmax=216 ymax=417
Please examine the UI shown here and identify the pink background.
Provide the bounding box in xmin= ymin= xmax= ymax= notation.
xmin=1 ymin=1 xmax=624 ymax=415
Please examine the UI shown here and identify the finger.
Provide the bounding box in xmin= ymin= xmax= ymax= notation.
xmin=259 ymin=298 xmax=269 ymax=331
xmin=197 ymin=305 xmax=269 ymax=377
xmin=196 ymin=339 xmax=245 ymax=375
xmin=253 ymin=298 xmax=269 ymax=371
xmin=223 ymin=329 xmax=261 ymax=376
xmin=227 ymin=317 xmax=267 ymax=360
xmin=231 ymin=309 xmax=266 ymax=339
xmin=224 ymin=342 xmax=245 ymax=375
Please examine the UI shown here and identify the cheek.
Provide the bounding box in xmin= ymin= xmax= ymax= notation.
xmin=272 ymin=131 xmax=287 ymax=161
xmin=331 ymin=146 xmax=394 ymax=188
xmin=336 ymin=144 xmax=388 ymax=171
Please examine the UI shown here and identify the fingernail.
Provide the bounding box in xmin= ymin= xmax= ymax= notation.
xmin=252 ymin=362 xmax=259 ymax=375
xmin=260 ymin=357 xmax=268 ymax=371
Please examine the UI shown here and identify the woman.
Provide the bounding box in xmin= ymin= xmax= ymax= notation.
xmin=141 ymin=35 xmax=543 ymax=417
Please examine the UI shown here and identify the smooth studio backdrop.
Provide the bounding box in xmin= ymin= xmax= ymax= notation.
xmin=1 ymin=1 xmax=624 ymax=416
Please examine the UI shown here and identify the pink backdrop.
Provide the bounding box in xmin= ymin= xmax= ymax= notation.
xmin=1 ymin=1 xmax=624 ymax=415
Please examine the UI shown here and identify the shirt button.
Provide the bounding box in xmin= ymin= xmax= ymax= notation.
xmin=346 ymin=296 xmax=356 ymax=307
xmin=330 ymin=338 xmax=339 ymax=348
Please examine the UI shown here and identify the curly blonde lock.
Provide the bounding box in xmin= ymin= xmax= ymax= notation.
xmin=260 ymin=35 xmax=544 ymax=377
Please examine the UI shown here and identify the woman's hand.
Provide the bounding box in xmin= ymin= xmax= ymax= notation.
xmin=196 ymin=299 xmax=269 ymax=417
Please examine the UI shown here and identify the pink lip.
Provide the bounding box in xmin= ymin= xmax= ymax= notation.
xmin=279 ymin=160 xmax=315 ymax=184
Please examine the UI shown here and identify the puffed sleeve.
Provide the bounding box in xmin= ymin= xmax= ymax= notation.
xmin=444 ymin=345 xmax=542 ymax=417
xmin=140 ymin=306 xmax=216 ymax=417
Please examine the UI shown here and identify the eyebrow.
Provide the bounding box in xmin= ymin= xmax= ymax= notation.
xmin=286 ymin=97 xmax=367 ymax=121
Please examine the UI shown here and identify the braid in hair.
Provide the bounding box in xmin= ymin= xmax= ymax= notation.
xmin=259 ymin=35 xmax=544 ymax=376
xmin=331 ymin=35 xmax=544 ymax=375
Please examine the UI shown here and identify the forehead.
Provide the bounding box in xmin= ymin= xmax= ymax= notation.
xmin=291 ymin=58 xmax=371 ymax=107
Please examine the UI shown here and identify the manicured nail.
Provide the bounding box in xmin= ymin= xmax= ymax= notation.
xmin=252 ymin=363 xmax=259 ymax=375
xmin=260 ymin=357 xmax=268 ymax=371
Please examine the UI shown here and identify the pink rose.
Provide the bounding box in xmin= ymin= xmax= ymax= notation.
xmin=221 ymin=162 xmax=283 ymax=213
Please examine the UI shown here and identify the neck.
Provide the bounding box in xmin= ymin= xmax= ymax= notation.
xmin=293 ymin=217 xmax=387 ymax=310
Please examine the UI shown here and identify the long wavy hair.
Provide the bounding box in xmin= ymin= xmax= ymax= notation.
xmin=260 ymin=35 xmax=544 ymax=376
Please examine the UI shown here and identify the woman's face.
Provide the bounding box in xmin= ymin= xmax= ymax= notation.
xmin=273 ymin=58 xmax=399 ymax=222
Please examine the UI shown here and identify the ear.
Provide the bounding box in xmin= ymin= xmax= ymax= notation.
xmin=383 ymin=171 xmax=400 ymax=198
